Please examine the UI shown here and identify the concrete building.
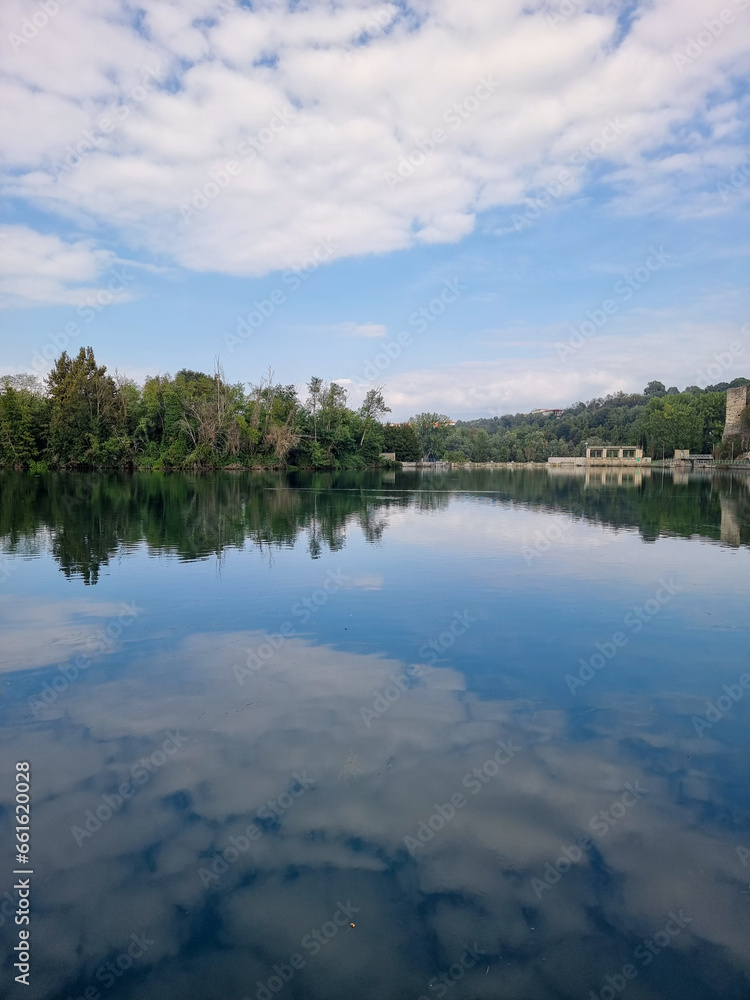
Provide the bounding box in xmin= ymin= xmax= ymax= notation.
xmin=585 ymin=445 xmax=644 ymax=462
xmin=548 ymin=446 xmax=649 ymax=468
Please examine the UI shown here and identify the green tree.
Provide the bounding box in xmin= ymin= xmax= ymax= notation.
xmin=46 ymin=347 xmax=122 ymax=465
xmin=358 ymin=385 xmax=391 ymax=446
xmin=638 ymin=394 xmax=703 ymax=456
xmin=523 ymin=430 xmax=550 ymax=462
xmin=697 ymin=392 xmax=726 ymax=453
xmin=409 ymin=413 xmax=453 ymax=459
xmin=306 ymin=376 xmax=324 ymax=443
xmin=0 ymin=378 xmax=41 ymax=467
xmin=382 ymin=423 xmax=421 ymax=461
xmin=468 ymin=428 xmax=490 ymax=462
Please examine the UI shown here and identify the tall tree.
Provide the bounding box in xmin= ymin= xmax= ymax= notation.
xmin=46 ymin=347 xmax=121 ymax=464
xmin=639 ymin=394 xmax=703 ymax=456
xmin=382 ymin=423 xmax=421 ymax=461
xmin=306 ymin=376 xmax=324 ymax=442
xmin=0 ymin=380 xmax=38 ymax=466
xmin=359 ymin=385 xmax=391 ymax=446
xmin=409 ymin=412 xmax=453 ymax=460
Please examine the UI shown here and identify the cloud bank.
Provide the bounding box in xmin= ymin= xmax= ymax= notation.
xmin=2 ymin=0 xmax=748 ymax=294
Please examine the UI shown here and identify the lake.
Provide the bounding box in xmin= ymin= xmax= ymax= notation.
xmin=1 ymin=468 xmax=749 ymax=1000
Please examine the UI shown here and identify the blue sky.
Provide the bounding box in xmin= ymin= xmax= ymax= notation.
xmin=1 ymin=0 xmax=749 ymax=419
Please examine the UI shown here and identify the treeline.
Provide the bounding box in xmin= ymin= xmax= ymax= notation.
xmin=0 ymin=347 xmax=406 ymax=471
xmin=1 ymin=351 xmax=748 ymax=470
xmin=438 ymin=380 xmax=750 ymax=463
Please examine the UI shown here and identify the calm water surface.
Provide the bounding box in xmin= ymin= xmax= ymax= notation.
xmin=1 ymin=469 xmax=749 ymax=1000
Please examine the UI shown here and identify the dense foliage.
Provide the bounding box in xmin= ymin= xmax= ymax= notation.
xmin=0 ymin=349 xmax=394 ymax=471
xmin=1 ymin=351 xmax=747 ymax=469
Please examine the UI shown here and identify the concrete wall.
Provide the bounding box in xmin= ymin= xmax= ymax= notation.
xmin=723 ymin=385 xmax=748 ymax=439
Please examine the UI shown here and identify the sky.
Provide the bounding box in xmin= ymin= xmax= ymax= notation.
xmin=0 ymin=0 xmax=749 ymax=420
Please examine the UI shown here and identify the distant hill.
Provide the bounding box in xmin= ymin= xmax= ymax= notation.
xmin=443 ymin=379 xmax=750 ymax=463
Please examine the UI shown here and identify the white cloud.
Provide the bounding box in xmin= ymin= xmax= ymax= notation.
xmin=0 ymin=596 xmax=140 ymax=673
xmin=383 ymin=363 xmax=624 ymax=418
xmin=377 ymin=316 xmax=750 ymax=417
xmin=0 ymin=0 xmax=747 ymax=286
xmin=343 ymin=322 xmax=387 ymax=338
xmin=0 ymin=225 xmax=136 ymax=308
xmin=292 ymin=321 xmax=387 ymax=339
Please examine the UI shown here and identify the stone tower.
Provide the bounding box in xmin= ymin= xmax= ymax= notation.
xmin=722 ymin=385 xmax=748 ymax=439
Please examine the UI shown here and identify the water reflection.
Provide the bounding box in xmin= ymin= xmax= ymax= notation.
xmin=0 ymin=470 xmax=749 ymax=1000
xmin=2 ymin=617 xmax=749 ymax=1000
xmin=0 ymin=469 xmax=748 ymax=584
